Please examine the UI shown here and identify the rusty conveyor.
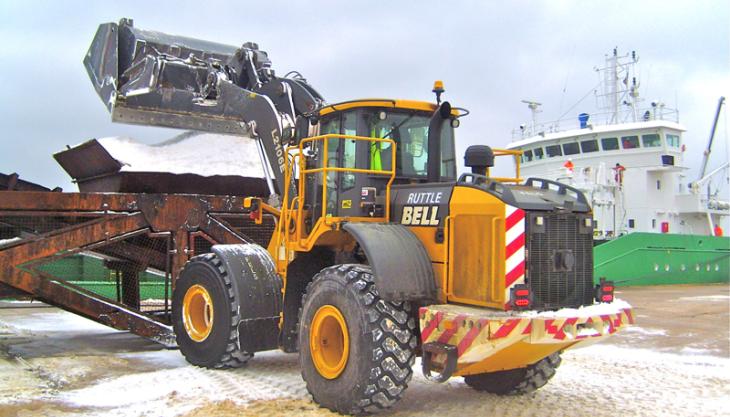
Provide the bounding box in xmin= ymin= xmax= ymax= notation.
xmin=0 ymin=190 xmax=275 ymax=346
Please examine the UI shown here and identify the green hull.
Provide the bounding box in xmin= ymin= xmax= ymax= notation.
xmin=593 ymin=232 xmax=730 ymax=286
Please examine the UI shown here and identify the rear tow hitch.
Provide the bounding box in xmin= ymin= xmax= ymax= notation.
xmin=421 ymin=342 xmax=457 ymax=383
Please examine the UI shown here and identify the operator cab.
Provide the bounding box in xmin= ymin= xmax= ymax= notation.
xmin=300 ymin=100 xmax=459 ymax=224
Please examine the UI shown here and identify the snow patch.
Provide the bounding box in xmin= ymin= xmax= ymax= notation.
xmin=0 ymin=237 xmax=21 ymax=247
xmin=677 ymin=295 xmax=730 ymax=302
xmin=97 ymin=132 xmax=265 ymax=178
xmin=623 ymin=326 xmax=667 ymax=336
xmin=499 ymin=298 xmax=633 ymax=319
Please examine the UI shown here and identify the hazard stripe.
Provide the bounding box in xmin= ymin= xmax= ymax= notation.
xmin=505 ymin=218 xmax=525 ymax=246
xmin=554 ymin=317 xmax=578 ymax=340
xmin=505 ymin=233 xmax=525 ymax=258
xmin=420 ymin=311 xmax=443 ymax=342
xmin=492 ymin=319 xmax=520 ymax=339
xmin=504 ymin=260 xmax=525 ymax=287
xmin=623 ymin=308 xmax=635 ymax=324
xmin=437 ymin=315 xmax=466 ymax=344
xmin=505 ymin=208 xmax=524 ymax=230
xmin=457 ymin=319 xmax=488 ymax=357
xmin=504 ymin=205 xmax=526 ymax=304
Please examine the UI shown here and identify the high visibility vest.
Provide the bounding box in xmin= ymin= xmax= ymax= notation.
xmin=370 ymin=127 xmax=382 ymax=171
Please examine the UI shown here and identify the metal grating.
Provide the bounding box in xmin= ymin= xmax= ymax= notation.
xmin=214 ymin=214 xmax=277 ymax=248
xmin=526 ymin=212 xmax=594 ymax=310
xmin=0 ymin=214 xmax=171 ymax=316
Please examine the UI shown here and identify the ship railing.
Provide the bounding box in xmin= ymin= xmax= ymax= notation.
xmin=511 ymin=106 xmax=680 ymax=140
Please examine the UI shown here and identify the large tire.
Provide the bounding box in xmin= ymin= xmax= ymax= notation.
xmin=299 ymin=264 xmax=417 ymax=415
xmin=463 ymin=353 xmax=562 ymax=395
xmin=172 ymin=253 xmax=252 ymax=368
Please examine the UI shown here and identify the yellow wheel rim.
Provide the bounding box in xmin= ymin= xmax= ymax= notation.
xmin=310 ymin=304 xmax=349 ymax=379
xmin=182 ymin=284 xmax=214 ymax=342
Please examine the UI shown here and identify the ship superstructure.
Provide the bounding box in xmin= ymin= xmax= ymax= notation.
xmin=507 ymin=49 xmax=729 ymax=241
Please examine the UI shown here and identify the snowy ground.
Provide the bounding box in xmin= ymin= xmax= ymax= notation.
xmin=1 ymin=284 xmax=728 ymax=417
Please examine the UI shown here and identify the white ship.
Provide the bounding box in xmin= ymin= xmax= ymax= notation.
xmin=506 ymin=49 xmax=729 ymax=241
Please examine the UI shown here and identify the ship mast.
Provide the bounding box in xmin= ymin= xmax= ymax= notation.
xmin=595 ymin=48 xmax=641 ymax=124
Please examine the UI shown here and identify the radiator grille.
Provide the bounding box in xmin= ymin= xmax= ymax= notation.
xmin=526 ymin=212 xmax=593 ymax=310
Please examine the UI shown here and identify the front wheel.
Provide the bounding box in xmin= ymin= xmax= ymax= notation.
xmin=172 ymin=253 xmax=252 ymax=368
xmin=463 ymin=353 xmax=562 ymax=395
xmin=299 ymin=264 xmax=417 ymax=415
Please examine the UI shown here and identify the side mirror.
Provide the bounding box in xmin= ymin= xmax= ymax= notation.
xmin=439 ymin=101 xmax=452 ymax=119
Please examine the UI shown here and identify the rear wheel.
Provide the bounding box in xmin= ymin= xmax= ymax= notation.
xmin=463 ymin=353 xmax=562 ymax=395
xmin=172 ymin=253 xmax=252 ymax=368
xmin=299 ymin=264 xmax=417 ymax=415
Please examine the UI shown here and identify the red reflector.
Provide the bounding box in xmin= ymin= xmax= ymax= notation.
xmin=602 ymin=286 xmax=614 ymax=292
xmin=601 ymin=295 xmax=613 ymax=302
xmin=249 ymin=211 xmax=259 ymax=220
xmin=515 ymin=289 xmax=530 ymax=297
xmin=515 ymin=299 xmax=530 ymax=307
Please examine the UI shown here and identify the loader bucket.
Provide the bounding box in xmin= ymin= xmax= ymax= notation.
xmin=83 ymin=18 xmax=248 ymax=135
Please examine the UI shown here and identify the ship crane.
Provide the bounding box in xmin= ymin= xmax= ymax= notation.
xmin=691 ymin=96 xmax=727 ymax=195
xmin=690 ymin=96 xmax=729 ymax=234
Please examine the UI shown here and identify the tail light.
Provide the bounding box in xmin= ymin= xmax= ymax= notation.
xmin=595 ymin=277 xmax=615 ymax=303
xmin=510 ymin=284 xmax=532 ymax=310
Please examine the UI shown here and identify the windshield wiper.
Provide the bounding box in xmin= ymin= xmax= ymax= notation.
xmin=380 ymin=112 xmax=418 ymax=139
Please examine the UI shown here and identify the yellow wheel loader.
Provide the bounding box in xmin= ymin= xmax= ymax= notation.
xmin=84 ymin=18 xmax=634 ymax=414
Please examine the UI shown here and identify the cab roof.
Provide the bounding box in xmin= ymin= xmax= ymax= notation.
xmin=318 ymin=99 xmax=459 ymax=117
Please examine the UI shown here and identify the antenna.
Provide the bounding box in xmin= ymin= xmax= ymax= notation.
xmin=521 ymin=99 xmax=542 ymax=135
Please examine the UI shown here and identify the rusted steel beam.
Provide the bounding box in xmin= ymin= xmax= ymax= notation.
xmin=0 ymin=213 xmax=175 ymax=344
xmin=31 ymin=270 xmax=175 ymax=345
xmin=0 ymin=214 xmax=148 ymax=288
xmin=0 ymin=211 xmax=105 ymax=217
xmin=0 ymin=282 xmax=30 ymax=299
xmin=0 ymin=191 xmax=249 ymax=215
xmin=95 ymin=239 xmax=168 ymax=270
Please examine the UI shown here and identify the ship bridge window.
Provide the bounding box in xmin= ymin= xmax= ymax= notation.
xmin=533 ymin=147 xmax=544 ymax=160
xmin=666 ymin=134 xmax=681 ymax=147
xmin=601 ymin=137 xmax=619 ymax=150
xmin=580 ymin=139 xmax=599 ymax=153
xmin=562 ymin=142 xmax=580 ymax=155
xmin=642 ymin=134 xmax=661 ymax=147
xmin=522 ymin=149 xmax=533 ymax=162
xmin=621 ymin=135 xmax=640 ymax=149
xmin=546 ymin=144 xmax=562 ymax=157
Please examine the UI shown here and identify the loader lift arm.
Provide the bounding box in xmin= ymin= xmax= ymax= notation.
xmin=84 ymin=18 xmax=325 ymax=204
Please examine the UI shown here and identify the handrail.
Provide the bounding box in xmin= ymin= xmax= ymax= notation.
xmin=482 ymin=148 xmax=522 ymax=183
xmin=283 ymin=134 xmax=396 ymax=248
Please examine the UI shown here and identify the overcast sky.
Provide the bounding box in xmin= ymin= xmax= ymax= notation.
xmin=0 ymin=1 xmax=728 ymax=191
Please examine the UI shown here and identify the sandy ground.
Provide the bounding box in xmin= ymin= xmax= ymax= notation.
xmin=0 ymin=284 xmax=728 ymax=417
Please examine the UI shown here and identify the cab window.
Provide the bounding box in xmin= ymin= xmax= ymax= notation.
xmin=546 ymin=144 xmax=562 ymax=157
xmin=562 ymin=142 xmax=580 ymax=155
xmin=580 ymin=139 xmax=599 ymax=153
xmin=666 ymin=134 xmax=680 ymax=147
xmin=621 ymin=135 xmax=640 ymax=149
xmin=533 ymin=147 xmax=544 ymax=160
xmin=642 ymin=134 xmax=661 ymax=147
xmin=601 ymin=137 xmax=619 ymax=150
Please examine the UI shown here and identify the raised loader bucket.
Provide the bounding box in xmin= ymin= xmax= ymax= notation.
xmin=83 ymin=18 xmax=248 ymax=135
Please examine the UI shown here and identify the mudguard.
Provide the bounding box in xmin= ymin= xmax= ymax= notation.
xmin=342 ymin=223 xmax=436 ymax=302
xmin=211 ymin=244 xmax=282 ymax=352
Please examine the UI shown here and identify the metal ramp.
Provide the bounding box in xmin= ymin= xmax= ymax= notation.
xmin=0 ymin=191 xmax=276 ymax=346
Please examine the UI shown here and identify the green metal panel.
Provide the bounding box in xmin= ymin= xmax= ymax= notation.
xmin=35 ymin=254 xmax=167 ymax=300
xmin=594 ymin=233 xmax=730 ymax=286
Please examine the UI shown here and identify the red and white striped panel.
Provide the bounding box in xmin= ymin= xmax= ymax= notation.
xmin=504 ymin=204 xmax=525 ymax=309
